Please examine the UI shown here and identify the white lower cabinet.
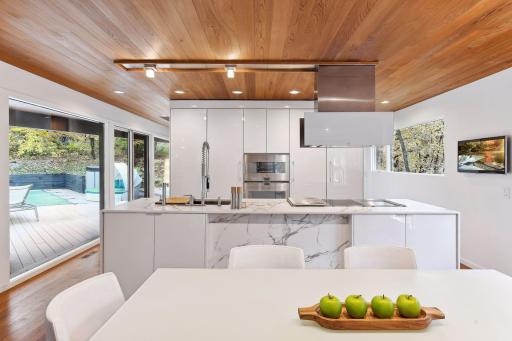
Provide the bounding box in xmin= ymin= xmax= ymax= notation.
xmin=406 ymin=215 xmax=457 ymax=269
xmin=351 ymin=214 xmax=458 ymax=269
xmin=103 ymin=213 xmax=155 ymax=297
xmin=154 ymin=214 xmax=206 ymax=268
xmin=352 ymin=214 xmax=406 ymax=246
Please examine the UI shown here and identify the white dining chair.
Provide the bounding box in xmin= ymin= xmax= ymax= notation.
xmin=344 ymin=245 xmax=417 ymax=269
xmin=46 ymin=272 xmax=125 ymax=341
xmin=228 ymin=245 xmax=305 ymax=269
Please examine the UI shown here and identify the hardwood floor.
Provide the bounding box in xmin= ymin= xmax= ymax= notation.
xmin=0 ymin=246 xmax=100 ymax=341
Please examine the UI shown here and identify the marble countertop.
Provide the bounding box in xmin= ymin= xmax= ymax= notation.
xmin=103 ymin=198 xmax=458 ymax=215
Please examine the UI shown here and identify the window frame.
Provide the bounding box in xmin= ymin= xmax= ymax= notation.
xmin=373 ymin=119 xmax=446 ymax=176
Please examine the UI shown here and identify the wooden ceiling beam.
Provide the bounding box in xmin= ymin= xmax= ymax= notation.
xmin=114 ymin=59 xmax=379 ymax=65
xmin=119 ymin=67 xmax=317 ymax=73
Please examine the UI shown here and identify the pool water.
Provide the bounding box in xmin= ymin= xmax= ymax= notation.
xmin=26 ymin=190 xmax=71 ymax=206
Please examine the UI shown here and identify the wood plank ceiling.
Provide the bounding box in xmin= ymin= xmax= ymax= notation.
xmin=0 ymin=0 xmax=511 ymax=124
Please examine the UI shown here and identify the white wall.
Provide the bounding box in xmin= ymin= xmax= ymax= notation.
xmin=367 ymin=67 xmax=512 ymax=274
xmin=0 ymin=61 xmax=168 ymax=292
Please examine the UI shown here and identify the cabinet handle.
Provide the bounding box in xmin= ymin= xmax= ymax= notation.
xmin=291 ymin=160 xmax=295 ymax=183
xmin=329 ymin=160 xmax=333 ymax=183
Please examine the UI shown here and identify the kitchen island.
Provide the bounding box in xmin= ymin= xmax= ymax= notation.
xmin=102 ymin=199 xmax=459 ymax=296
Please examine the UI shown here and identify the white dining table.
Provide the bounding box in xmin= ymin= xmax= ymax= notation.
xmin=91 ymin=268 xmax=512 ymax=340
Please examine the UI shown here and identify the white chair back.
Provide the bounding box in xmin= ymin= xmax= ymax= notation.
xmin=228 ymin=245 xmax=305 ymax=269
xmin=46 ymin=272 xmax=125 ymax=341
xmin=344 ymin=246 xmax=417 ymax=269
xmin=9 ymin=185 xmax=32 ymax=206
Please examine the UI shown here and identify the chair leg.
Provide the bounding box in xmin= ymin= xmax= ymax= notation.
xmin=34 ymin=207 xmax=39 ymax=221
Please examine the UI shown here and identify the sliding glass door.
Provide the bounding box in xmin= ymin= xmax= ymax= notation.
xmin=154 ymin=137 xmax=170 ymax=198
xmin=113 ymin=129 xmax=129 ymax=205
xmin=133 ymin=133 xmax=149 ymax=200
xmin=8 ymin=99 xmax=103 ymax=278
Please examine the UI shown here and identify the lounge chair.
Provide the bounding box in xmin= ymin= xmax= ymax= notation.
xmin=9 ymin=184 xmax=39 ymax=221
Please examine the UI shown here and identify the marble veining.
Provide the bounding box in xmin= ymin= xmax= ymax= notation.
xmin=207 ymin=214 xmax=351 ymax=269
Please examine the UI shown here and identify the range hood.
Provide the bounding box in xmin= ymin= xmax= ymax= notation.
xmin=303 ymin=65 xmax=393 ymax=147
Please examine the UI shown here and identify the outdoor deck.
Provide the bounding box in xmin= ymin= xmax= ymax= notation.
xmin=9 ymin=189 xmax=99 ymax=278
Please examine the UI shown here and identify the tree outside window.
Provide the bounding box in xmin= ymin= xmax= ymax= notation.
xmin=375 ymin=120 xmax=445 ymax=174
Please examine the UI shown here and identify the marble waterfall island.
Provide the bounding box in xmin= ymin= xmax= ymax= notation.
xmin=207 ymin=213 xmax=350 ymax=268
xmin=101 ymin=198 xmax=459 ymax=296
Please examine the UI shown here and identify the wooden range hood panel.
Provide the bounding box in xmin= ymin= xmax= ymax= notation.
xmin=316 ymin=65 xmax=375 ymax=112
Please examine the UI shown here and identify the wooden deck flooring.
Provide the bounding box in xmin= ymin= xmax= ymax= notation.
xmin=9 ymin=202 xmax=99 ymax=278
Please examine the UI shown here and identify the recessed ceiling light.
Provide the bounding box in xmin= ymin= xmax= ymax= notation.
xmin=144 ymin=65 xmax=156 ymax=78
xmin=113 ymin=90 xmax=124 ymax=94
xmin=232 ymin=90 xmax=243 ymax=95
xmin=284 ymin=105 xmax=290 ymax=108
xmin=174 ymin=90 xmax=185 ymax=94
xmin=226 ymin=65 xmax=236 ymax=79
xmin=380 ymin=100 xmax=390 ymax=104
xmin=289 ymin=89 xmax=300 ymax=95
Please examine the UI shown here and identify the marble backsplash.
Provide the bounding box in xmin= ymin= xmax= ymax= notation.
xmin=207 ymin=214 xmax=351 ymax=269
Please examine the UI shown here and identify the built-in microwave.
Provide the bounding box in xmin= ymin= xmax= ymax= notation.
xmin=243 ymin=153 xmax=290 ymax=182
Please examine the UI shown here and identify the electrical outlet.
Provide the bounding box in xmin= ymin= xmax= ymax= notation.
xmin=504 ymin=187 xmax=511 ymax=200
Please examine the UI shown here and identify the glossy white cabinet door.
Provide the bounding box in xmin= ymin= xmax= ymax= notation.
xmin=267 ymin=109 xmax=290 ymax=153
xmin=207 ymin=109 xmax=243 ymax=198
xmin=103 ymin=213 xmax=155 ymax=297
xmin=154 ymin=214 xmax=206 ymax=268
xmin=406 ymin=215 xmax=457 ymax=269
xmin=352 ymin=214 xmax=406 ymax=247
xmin=243 ymin=108 xmax=266 ymax=153
xmin=170 ymin=109 xmax=206 ymax=197
xmin=289 ymin=109 xmax=326 ymax=198
xmin=326 ymin=148 xmax=364 ymax=199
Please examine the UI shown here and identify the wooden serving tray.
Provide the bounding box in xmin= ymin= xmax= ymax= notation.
xmin=298 ymin=304 xmax=445 ymax=330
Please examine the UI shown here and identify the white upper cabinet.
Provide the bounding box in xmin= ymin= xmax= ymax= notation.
xmin=267 ymin=109 xmax=290 ymax=153
xmin=326 ymin=147 xmax=364 ymax=199
xmin=289 ymin=109 xmax=326 ymax=199
xmin=207 ymin=109 xmax=244 ymax=198
xmin=243 ymin=109 xmax=266 ymax=153
xmin=170 ymin=109 xmax=206 ymax=197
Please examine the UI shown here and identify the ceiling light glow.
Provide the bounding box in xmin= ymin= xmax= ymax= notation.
xmin=144 ymin=65 xmax=156 ymax=78
xmin=174 ymin=90 xmax=185 ymax=94
xmin=380 ymin=100 xmax=390 ymax=104
xmin=289 ymin=89 xmax=300 ymax=95
xmin=226 ymin=65 xmax=236 ymax=79
xmin=113 ymin=90 xmax=124 ymax=94
xmin=232 ymin=90 xmax=243 ymax=95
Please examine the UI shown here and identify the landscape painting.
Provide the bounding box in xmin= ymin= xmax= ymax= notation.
xmin=458 ymin=136 xmax=506 ymax=174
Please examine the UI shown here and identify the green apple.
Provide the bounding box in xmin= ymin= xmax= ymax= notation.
xmin=319 ymin=293 xmax=342 ymax=319
xmin=396 ymin=294 xmax=421 ymax=318
xmin=371 ymin=295 xmax=395 ymax=318
xmin=345 ymin=295 xmax=368 ymax=319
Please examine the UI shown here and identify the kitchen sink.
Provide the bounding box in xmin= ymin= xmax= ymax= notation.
xmin=359 ymin=199 xmax=405 ymax=207
xmin=191 ymin=198 xmax=231 ymax=206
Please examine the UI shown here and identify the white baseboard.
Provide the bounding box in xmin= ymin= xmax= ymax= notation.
xmin=5 ymin=239 xmax=99 ymax=292
xmin=460 ymin=257 xmax=484 ymax=269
